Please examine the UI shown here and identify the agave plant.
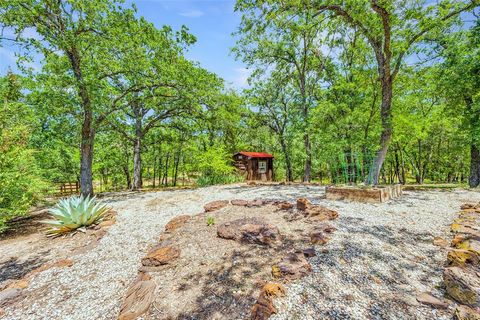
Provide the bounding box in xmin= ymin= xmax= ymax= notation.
xmin=42 ymin=195 xmax=110 ymax=235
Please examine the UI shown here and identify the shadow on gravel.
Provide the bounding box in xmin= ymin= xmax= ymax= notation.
xmin=0 ymin=256 xmax=46 ymax=282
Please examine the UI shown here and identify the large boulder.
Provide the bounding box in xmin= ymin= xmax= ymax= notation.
xmin=165 ymin=215 xmax=190 ymax=232
xmin=204 ymin=200 xmax=229 ymax=212
xmin=141 ymin=245 xmax=180 ymax=267
xmin=217 ymin=218 xmax=280 ymax=245
xmin=444 ymin=267 xmax=480 ymax=308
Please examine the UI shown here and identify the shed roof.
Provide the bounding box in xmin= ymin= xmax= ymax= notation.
xmin=235 ymin=151 xmax=274 ymax=158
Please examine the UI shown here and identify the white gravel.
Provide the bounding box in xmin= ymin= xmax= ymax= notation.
xmin=3 ymin=185 xmax=480 ymax=320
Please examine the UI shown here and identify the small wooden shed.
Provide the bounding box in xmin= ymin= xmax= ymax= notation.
xmin=233 ymin=151 xmax=274 ymax=181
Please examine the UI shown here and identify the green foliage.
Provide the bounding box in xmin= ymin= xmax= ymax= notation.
xmin=0 ymin=73 xmax=48 ymax=233
xmin=206 ymin=216 xmax=215 ymax=226
xmin=42 ymin=195 xmax=110 ymax=235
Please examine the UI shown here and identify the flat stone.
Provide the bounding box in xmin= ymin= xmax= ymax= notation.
xmin=247 ymin=199 xmax=264 ymax=207
xmin=0 ymin=288 xmax=20 ymax=307
xmin=119 ymin=272 xmax=156 ymax=320
xmin=251 ymin=289 xmax=276 ymax=320
xmin=433 ymin=237 xmax=449 ymax=248
xmin=231 ymin=199 xmax=248 ymax=206
xmin=217 ymin=218 xmax=280 ymax=245
xmin=141 ymin=245 xmax=180 ymax=267
xmin=164 ymin=215 xmax=190 ymax=232
xmin=305 ymin=206 xmax=339 ymax=220
xmin=416 ymin=292 xmax=449 ymax=309
xmin=276 ymin=252 xmax=312 ymax=281
xmin=444 ymin=267 xmax=480 ymax=308
xmin=204 ymin=200 xmax=229 ymax=212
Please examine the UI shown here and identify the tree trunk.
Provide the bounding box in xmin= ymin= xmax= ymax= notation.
xmin=132 ymin=103 xmax=143 ymax=190
xmin=132 ymin=138 xmax=142 ymax=190
xmin=279 ymin=137 xmax=293 ymax=181
xmin=469 ymin=144 xmax=480 ymax=188
xmin=80 ymin=119 xmax=94 ymax=196
xmin=366 ymin=77 xmax=393 ymax=185
xmin=303 ymin=133 xmax=312 ymax=182
xmin=66 ymin=47 xmax=94 ymax=197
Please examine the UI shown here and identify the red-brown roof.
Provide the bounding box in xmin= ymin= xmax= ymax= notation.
xmin=235 ymin=151 xmax=274 ymax=158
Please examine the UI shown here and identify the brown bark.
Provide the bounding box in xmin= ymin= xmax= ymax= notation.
xmin=470 ymin=144 xmax=480 ymax=188
xmin=132 ymin=102 xmax=143 ymax=191
xmin=66 ymin=47 xmax=94 ymax=196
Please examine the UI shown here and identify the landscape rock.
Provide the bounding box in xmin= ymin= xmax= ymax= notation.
xmin=433 ymin=237 xmax=450 ymax=248
xmin=444 ymin=267 xmax=480 ymax=308
xmin=448 ymin=249 xmax=479 ymax=267
xmin=277 ymin=202 xmax=294 ymax=210
xmin=231 ymin=199 xmax=249 ymax=206
xmin=309 ymin=223 xmax=336 ymax=245
xmin=165 ymin=215 xmax=190 ymax=232
xmin=296 ymin=198 xmax=311 ymax=211
xmin=461 ymin=203 xmax=480 ymax=210
xmin=416 ymin=292 xmax=449 ymax=309
xmin=141 ymin=245 xmax=180 ymax=267
xmin=454 ymin=304 xmax=480 ymax=320
xmin=217 ymin=218 xmax=280 ymax=245
xmin=262 ymin=283 xmax=286 ymax=298
xmin=247 ymin=199 xmax=264 ymax=207
xmin=301 ymin=247 xmax=316 ymax=258
xmin=276 ymin=252 xmax=312 ymax=281
xmin=0 ymin=289 xmax=20 ymax=307
xmin=204 ymin=200 xmax=229 ymax=212
xmin=119 ymin=272 xmax=156 ymax=320
xmin=251 ymin=290 xmax=276 ymax=320
xmin=456 ymin=239 xmax=480 ymax=256
xmin=305 ymin=206 xmax=339 ymax=220
xmin=453 ymin=234 xmax=468 ymax=246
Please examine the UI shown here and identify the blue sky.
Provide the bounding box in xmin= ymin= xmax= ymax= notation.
xmin=0 ymin=0 xmax=249 ymax=89
xmin=126 ymin=0 xmax=248 ymax=89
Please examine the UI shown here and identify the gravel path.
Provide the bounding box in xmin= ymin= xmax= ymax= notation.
xmin=3 ymin=185 xmax=480 ymax=320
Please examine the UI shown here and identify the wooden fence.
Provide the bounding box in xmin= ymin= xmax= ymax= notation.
xmin=56 ymin=182 xmax=80 ymax=195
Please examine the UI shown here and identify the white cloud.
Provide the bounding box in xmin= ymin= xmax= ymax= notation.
xmin=179 ymin=10 xmax=204 ymax=17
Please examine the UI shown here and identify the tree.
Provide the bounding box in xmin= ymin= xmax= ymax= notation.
xmin=234 ymin=2 xmax=329 ymax=181
xmin=241 ymin=0 xmax=478 ymax=184
xmin=246 ymin=76 xmax=295 ymax=181
xmin=0 ymin=1 xmax=155 ymax=195
xmin=434 ymin=19 xmax=480 ymax=187
xmin=0 ymin=72 xmax=46 ymax=231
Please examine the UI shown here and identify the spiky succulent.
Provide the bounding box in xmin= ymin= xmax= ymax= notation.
xmin=42 ymin=195 xmax=110 ymax=235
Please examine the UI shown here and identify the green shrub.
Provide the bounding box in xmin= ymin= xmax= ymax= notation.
xmin=42 ymin=195 xmax=110 ymax=235
xmin=206 ymin=216 xmax=215 ymax=226
xmin=196 ymin=174 xmax=243 ymax=187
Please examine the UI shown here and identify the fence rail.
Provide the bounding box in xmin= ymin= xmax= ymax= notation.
xmin=56 ymin=182 xmax=80 ymax=195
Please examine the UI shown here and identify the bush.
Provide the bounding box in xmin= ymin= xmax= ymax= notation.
xmin=196 ymin=174 xmax=243 ymax=187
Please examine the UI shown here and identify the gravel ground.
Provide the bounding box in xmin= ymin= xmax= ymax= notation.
xmin=3 ymin=185 xmax=480 ymax=320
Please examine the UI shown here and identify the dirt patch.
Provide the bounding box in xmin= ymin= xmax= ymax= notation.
xmin=142 ymin=202 xmax=338 ymax=319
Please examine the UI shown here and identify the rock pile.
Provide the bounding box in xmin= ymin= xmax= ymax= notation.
xmin=213 ymin=197 xmax=339 ymax=319
xmin=442 ymin=202 xmax=480 ymax=319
